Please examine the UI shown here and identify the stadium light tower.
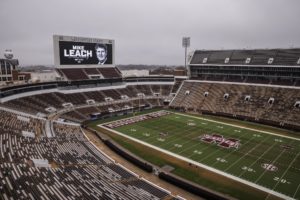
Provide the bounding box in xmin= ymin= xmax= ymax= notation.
xmin=182 ymin=37 xmax=190 ymax=69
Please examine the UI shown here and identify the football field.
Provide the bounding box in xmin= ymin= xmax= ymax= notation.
xmin=99 ymin=110 xmax=300 ymax=200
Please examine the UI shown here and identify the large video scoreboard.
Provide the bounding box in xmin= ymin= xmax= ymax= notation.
xmin=53 ymin=35 xmax=115 ymax=68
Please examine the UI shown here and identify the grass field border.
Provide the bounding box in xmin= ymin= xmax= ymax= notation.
xmin=98 ymin=111 xmax=297 ymax=200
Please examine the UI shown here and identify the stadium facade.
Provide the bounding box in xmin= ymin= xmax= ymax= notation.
xmin=0 ymin=39 xmax=299 ymax=200
xmin=189 ymin=48 xmax=300 ymax=85
xmin=0 ymin=57 xmax=23 ymax=83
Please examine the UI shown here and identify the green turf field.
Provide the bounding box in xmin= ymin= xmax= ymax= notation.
xmin=99 ymin=110 xmax=300 ymax=200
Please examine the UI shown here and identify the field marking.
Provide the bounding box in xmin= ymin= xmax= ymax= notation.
xmin=167 ymin=137 xmax=198 ymax=152
xmin=254 ymin=140 xmax=294 ymax=184
xmin=266 ymin=152 xmax=300 ymax=200
xmin=138 ymin=117 xmax=200 ymax=148
xmin=224 ymin=135 xmax=271 ymax=172
xmin=139 ymin=115 xmax=192 ymax=141
xmin=169 ymin=120 xmax=240 ymax=156
xmin=157 ymin=124 xmax=201 ymax=148
xmin=238 ymin=141 xmax=278 ymax=178
xmin=178 ymin=126 xmax=241 ymax=157
xmin=171 ymin=111 xmax=300 ymax=141
xmin=197 ymin=125 xmax=244 ymax=163
xmin=117 ymin=116 xmax=180 ymax=143
xmin=161 ymin=122 xmax=208 ymax=150
xmin=102 ymin=110 xmax=300 ymax=199
xmin=293 ymin=183 xmax=300 ymax=199
xmin=254 ymin=149 xmax=287 ymax=183
xmin=177 ymin=140 xmax=208 ymax=155
xmin=176 ymin=125 xmax=242 ymax=156
xmin=99 ymin=124 xmax=295 ymax=200
xmin=124 ymin=115 xmax=205 ymax=151
xmin=211 ymin=133 xmax=264 ymax=169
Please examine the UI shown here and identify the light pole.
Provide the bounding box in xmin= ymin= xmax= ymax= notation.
xmin=182 ymin=37 xmax=190 ymax=70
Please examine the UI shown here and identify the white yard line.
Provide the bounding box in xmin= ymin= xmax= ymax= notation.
xmin=99 ymin=124 xmax=295 ymax=200
xmin=224 ymin=135 xmax=270 ymax=172
xmin=253 ymin=139 xmax=294 ymax=184
xmin=172 ymin=111 xmax=300 ymax=141
xmin=254 ymin=149 xmax=286 ymax=183
xmin=124 ymin=117 xmax=192 ymax=145
xmin=238 ymin=141 xmax=278 ymax=178
xmin=266 ymin=152 xmax=300 ymax=200
xmin=197 ymin=126 xmax=246 ymax=163
xmin=177 ymin=141 xmax=200 ymax=153
xmin=118 ymin=114 xmax=201 ymax=151
xmin=158 ymin=126 xmax=201 ymax=149
xmin=177 ymin=133 xmax=229 ymax=156
xmin=109 ymin=113 xmax=173 ymax=142
xmin=179 ymin=127 xmax=241 ymax=156
xmin=167 ymin=136 xmax=199 ymax=152
xmin=211 ymin=134 xmax=262 ymax=169
xmin=293 ymin=183 xmax=300 ymax=199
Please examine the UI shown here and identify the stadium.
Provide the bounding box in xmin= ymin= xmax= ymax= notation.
xmin=0 ymin=31 xmax=299 ymax=200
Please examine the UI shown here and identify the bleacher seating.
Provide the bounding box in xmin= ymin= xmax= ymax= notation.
xmin=116 ymin=87 xmax=136 ymax=98
xmin=190 ymin=48 xmax=300 ymax=65
xmin=59 ymin=68 xmax=89 ymax=80
xmin=57 ymin=67 xmax=122 ymax=80
xmin=171 ymin=79 xmax=184 ymax=93
xmin=0 ymin=109 xmax=173 ymax=199
xmin=82 ymin=91 xmax=105 ymax=102
xmin=2 ymin=84 xmax=172 ymax=116
xmin=171 ymin=81 xmax=300 ymax=129
xmin=98 ymin=67 xmax=122 ymax=78
xmin=161 ymin=85 xmax=172 ymax=96
xmin=84 ymin=68 xmax=101 ymax=75
xmin=61 ymin=110 xmax=89 ymax=122
xmin=101 ymin=89 xmax=121 ymax=100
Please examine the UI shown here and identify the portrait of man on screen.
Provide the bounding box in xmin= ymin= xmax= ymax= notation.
xmin=95 ymin=43 xmax=108 ymax=65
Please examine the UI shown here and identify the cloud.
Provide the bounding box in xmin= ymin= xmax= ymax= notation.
xmin=0 ymin=0 xmax=300 ymax=66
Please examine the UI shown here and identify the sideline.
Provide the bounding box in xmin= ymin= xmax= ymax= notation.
xmin=173 ymin=111 xmax=300 ymax=141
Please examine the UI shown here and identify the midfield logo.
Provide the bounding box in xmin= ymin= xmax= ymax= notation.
xmin=261 ymin=163 xmax=278 ymax=171
xmin=200 ymin=134 xmax=241 ymax=149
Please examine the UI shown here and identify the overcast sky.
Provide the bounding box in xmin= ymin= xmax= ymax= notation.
xmin=1 ymin=0 xmax=300 ymax=66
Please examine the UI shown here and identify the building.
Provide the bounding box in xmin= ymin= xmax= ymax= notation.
xmin=189 ymin=48 xmax=300 ymax=86
xmin=0 ymin=50 xmax=31 ymax=85
xmin=0 ymin=57 xmax=19 ymax=82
